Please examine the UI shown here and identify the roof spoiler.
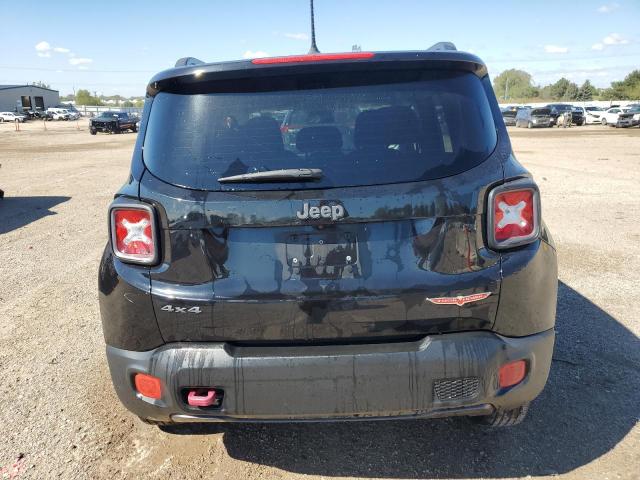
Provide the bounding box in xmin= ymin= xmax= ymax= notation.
xmin=427 ymin=42 xmax=457 ymax=52
xmin=177 ymin=44 xmax=457 ymax=67
xmin=175 ymin=57 xmax=205 ymax=67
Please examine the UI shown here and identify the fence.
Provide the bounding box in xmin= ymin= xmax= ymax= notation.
xmin=499 ymin=100 xmax=640 ymax=109
xmin=70 ymin=105 xmax=144 ymax=117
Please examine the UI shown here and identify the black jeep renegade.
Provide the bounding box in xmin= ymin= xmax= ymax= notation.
xmin=99 ymin=44 xmax=557 ymax=428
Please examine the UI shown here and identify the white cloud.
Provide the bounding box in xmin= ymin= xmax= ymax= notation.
xmin=69 ymin=57 xmax=93 ymax=66
xmin=592 ymin=33 xmax=630 ymax=51
xmin=242 ymin=50 xmax=270 ymax=59
xmin=35 ymin=41 xmax=51 ymax=52
xmin=603 ymin=33 xmax=629 ymax=45
xmin=597 ymin=2 xmax=619 ymax=13
xmin=35 ymin=41 xmax=77 ymax=59
xmin=544 ymin=45 xmax=569 ymax=54
xmin=283 ymin=32 xmax=309 ymax=41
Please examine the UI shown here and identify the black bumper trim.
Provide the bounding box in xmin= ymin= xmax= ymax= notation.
xmin=106 ymin=329 xmax=554 ymax=423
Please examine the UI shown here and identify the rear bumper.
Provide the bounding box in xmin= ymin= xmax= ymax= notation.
xmin=106 ymin=329 xmax=554 ymax=423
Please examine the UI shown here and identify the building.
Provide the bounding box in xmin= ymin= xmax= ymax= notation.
xmin=0 ymin=85 xmax=60 ymax=112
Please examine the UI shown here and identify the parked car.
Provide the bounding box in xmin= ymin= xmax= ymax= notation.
xmin=100 ymin=46 xmax=557 ymax=430
xmin=63 ymin=109 xmax=81 ymax=120
xmin=57 ymin=104 xmax=82 ymax=118
xmin=49 ymin=110 xmax=70 ymax=120
xmin=515 ymin=107 xmax=551 ymax=128
xmin=580 ymin=106 xmax=605 ymax=125
xmin=33 ymin=110 xmax=52 ymax=120
xmin=546 ymin=104 xmax=583 ymax=126
xmin=90 ymin=111 xmax=138 ymax=134
xmin=501 ymin=108 xmax=518 ymax=126
xmin=600 ymin=107 xmax=631 ymax=127
xmin=614 ymin=106 xmax=639 ymax=128
xmin=0 ymin=112 xmax=26 ymax=122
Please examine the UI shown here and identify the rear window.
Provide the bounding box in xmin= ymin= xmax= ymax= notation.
xmin=532 ymin=108 xmax=550 ymax=115
xmin=143 ymin=71 xmax=497 ymax=191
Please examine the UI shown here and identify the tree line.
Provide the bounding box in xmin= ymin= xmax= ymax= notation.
xmin=59 ymin=89 xmax=145 ymax=107
xmin=493 ymin=69 xmax=640 ymax=102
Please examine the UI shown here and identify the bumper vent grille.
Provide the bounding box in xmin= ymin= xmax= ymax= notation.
xmin=433 ymin=377 xmax=480 ymax=401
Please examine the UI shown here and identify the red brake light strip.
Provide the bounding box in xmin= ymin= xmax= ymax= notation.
xmin=252 ymin=52 xmax=375 ymax=65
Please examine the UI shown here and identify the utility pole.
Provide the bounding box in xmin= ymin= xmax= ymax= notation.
xmin=504 ymin=76 xmax=509 ymax=101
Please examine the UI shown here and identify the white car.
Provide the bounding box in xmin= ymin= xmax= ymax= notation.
xmin=62 ymin=109 xmax=80 ymax=120
xmin=47 ymin=109 xmax=70 ymax=121
xmin=580 ymin=106 xmax=605 ymax=125
xmin=600 ymin=107 xmax=630 ymax=126
xmin=0 ymin=112 xmax=26 ymax=122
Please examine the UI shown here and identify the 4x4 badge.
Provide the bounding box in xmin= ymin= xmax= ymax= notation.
xmin=296 ymin=202 xmax=345 ymax=221
xmin=426 ymin=292 xmax=491 ymax=306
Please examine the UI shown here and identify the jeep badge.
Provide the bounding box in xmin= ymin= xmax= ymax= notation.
xmin=296 ymin=202 xmax=345 ymax=221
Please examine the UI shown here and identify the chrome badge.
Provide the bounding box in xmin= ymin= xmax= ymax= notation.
xmin=426 ymin=292 xmax=491 ymax=306
xmin=296 ymin=202 xmax=345 ymax=221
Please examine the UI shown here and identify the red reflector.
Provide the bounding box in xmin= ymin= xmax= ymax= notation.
xmin=110 ymin=206 xmax=156 ymax=264
xmin=499 ymin=360 xmax=527 ymax=388
xmin=493 ymin=189 xmax=535 ymax=242
xmin=252 ymin=52 xmax=375 ymax=64
xmin=134 ymin=373 xmax=162 ymax=399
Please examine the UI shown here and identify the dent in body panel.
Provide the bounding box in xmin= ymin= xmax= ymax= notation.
xmin=494 ymin=240 xmax=558 ymax=336
xmin=98 ymin=246 xmax=164 ymax=350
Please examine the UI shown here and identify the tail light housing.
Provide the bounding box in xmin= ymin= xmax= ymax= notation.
xmin=109 ymin=203 xmax=158 ymax=264
xmin=487 ymin=179 xmax=541 ymax=249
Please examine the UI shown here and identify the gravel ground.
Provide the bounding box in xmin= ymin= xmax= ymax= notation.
xmin=0 ymin=119 xmax=638 ymax=479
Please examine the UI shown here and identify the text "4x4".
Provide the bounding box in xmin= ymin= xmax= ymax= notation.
xmin=161 ymin=305 xmax=202 ymax=314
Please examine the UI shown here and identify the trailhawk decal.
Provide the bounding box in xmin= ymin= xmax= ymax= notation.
xmin=426 ymin=292 xmax=492 ymax=306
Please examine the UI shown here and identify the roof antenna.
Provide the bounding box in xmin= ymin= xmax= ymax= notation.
xmin=308 ymin=0 xmax=320 ymax=54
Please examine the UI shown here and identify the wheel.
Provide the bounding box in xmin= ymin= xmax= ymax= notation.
xmin=601 ymin=118 xmax=607 ymax=126
xmin=113 ymin=124 xmax=121 ymax=134
xmin=527 ymin=121 xmax=533 ymax=129
xmin=0 ymin=117 xmax=4 ymax=123
xmin=470 ymin=403 xmax=530 ymax=427
xmin=131 ymin=124 xmax=138 ymax=133
xmin=90 ymin=128 xmax=97 ymax=135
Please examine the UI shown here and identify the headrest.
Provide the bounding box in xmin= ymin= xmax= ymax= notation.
xmin=354 ymin=106 xmax=421 ymax=149
xmin=296 ymin=126 xmax=343 ymax=153
xmin=242 ymin=116 xmax=284 ymax=154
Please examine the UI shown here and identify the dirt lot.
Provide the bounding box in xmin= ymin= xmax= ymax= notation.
xmin=0 ymin=119 xmax=638 ymax=479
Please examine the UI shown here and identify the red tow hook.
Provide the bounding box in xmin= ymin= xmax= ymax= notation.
xmin=187 ymin=389 xmax=217 ymax=407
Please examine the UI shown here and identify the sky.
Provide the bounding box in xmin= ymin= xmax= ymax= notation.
xmin=0 ymin=0 xmax=639 ymax=97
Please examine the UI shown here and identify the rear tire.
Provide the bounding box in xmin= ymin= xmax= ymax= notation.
xmin=527 ymin=121 xmax=533 ymax=129
xmin=131 ymin=124 xmax=138 ymax=133
xmin=470 ymin=403 xmax=530 ymax=427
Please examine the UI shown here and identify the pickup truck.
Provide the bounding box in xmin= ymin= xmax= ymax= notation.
xmin=90 ymin=111 xmax=138 ymax=134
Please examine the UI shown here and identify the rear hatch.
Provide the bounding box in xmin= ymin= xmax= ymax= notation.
xmin=140 ymin=55 xmax=505 ymax=345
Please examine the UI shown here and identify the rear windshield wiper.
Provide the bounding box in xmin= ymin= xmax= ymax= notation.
xmin=217 ymin=168 xmax=323 ymax=183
